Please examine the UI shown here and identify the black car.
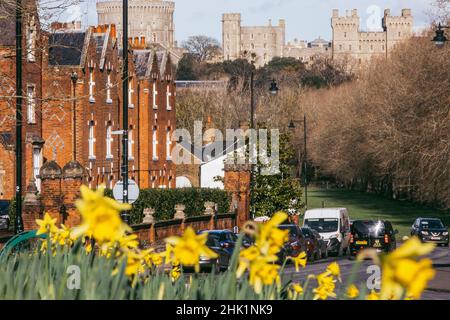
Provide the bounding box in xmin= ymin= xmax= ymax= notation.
xmin=199 ymin=230 xmax=237 ymax=255
xmin=0 ymin=200 xmax=10 ymax=231
xmin=411 ymin=218 xmax=449 ymax=247
xmin=350 ymin=220 xmax=398 ymax=256
xmin=278 ymin=224 xmax=307 ymax=263
xmin=195 ymin=231 xmax=234 ymax=271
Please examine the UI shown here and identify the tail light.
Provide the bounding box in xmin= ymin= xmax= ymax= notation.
xmin=221 ymin=242 xmax=230 ymax=248
xmin=384 ymin=234 xmax=389 ymax=244
xmin=350 ymin=234 xmax=354 ymax=244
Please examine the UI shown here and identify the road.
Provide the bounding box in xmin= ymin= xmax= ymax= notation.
xmin=283 ymin=245 xmax=450 ymax=300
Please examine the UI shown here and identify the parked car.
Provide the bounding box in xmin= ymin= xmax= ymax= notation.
xmin=350 ymin=220 xmax=398 ymax=256
xmin=0 ymin=200 xmax=10 ymax=231
xmin=199 ymin=230 xmax=237 ymax=255
xmin=303 ymin=208 xmax=351 ymax=256
xmin=301 ymin=226 xmax=323 ymax=261
xmin=194 ymin=231 xmax=233 ymax=271
xmin=278 ymin=224 xmax=307 ymax=264
xmin=411 ymin=218 xmax=449 ymax=247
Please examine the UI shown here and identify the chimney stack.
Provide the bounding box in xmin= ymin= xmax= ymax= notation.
xmin=110 ymin=24 xmax=117 ymax=38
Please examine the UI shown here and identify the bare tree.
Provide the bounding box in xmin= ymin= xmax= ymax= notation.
xmin=181 ymin=35 xmax=221 ymax=63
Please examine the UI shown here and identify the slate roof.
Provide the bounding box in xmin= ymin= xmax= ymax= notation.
xmin=48 ymin=32 xmax=86 ymax=66
xmin=0 ymin=1 xmax=17 ymax=46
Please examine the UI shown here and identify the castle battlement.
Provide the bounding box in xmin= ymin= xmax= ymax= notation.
xmin=332 ymin=8 xmax=414 ymax=63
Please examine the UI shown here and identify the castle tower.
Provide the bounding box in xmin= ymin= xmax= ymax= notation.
xmin=383 ymin=8 xmax=413 ymax=53
xmin=96 ymin=0 xmax=176 ymax=48
xmin=222 ymin=13 xmax=242 ymax=61
xmin=331 ymin=9 xmax=360 ymax=59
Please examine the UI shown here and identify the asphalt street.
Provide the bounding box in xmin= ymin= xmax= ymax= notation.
xmin=283 ymin=244 xmax=450 ymax=300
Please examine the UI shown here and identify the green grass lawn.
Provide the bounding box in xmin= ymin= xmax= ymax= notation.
xmin=303 ymin=187 xmax=450 ymax=237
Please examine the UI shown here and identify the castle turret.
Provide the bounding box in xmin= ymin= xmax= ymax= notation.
xmin=383 ymin=8 xmax=413 ymax=53
xmin=222 ymin=13 xmax=242 ymax=61
xmin=331 ymin=9 xmax=360 ymax=59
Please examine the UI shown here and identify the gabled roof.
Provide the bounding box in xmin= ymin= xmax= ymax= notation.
xmin=133 ymin=48 xmax=175 ymax=79
xmin=48 ymin=32 xmax=87 ymax=66
xmin=177 ymin=139 xmax=241 ymax=164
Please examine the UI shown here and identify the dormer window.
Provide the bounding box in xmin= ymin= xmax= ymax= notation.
xmin=152 ymin=126 xmax=158 ymax=160
xmin=128 ymin=126 xmax=135 ymax=160
xmin=166 ymin=126 xmax=172 ymax=160
xmin=153 ymin=81 xmax=158 ymax=109
xmin=106 ymin=71 xmax=112 ymax=104
xmin=27 ymin=84 xmax=36 ymax=124
xmin=166 ymin=84 xmax=172 ymax=110
xmin=26 ymin=16 xmax=36 ymax=62
xmin=106 ymin=123 xmax=113 ymax=159
xmin=89 ymin=68 xmax=95 ymax=103
xmin=88 ymin=120 xmax=96 ymax=159
xmin=128 ymin=78 xmax=134 ymax=108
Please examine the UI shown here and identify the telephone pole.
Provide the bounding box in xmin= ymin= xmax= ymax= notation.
xmin=15 ymin=0 xmax=24 ymax=234
xmin=121 ymin=0 xmax=130 ymax=223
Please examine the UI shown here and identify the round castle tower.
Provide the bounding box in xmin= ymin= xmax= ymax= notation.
xmin=96 ymin=0 xmax=175 ymax=48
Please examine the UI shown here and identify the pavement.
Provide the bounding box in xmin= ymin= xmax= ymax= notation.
xmin=283 ymin=244 xmax=450 ymax=300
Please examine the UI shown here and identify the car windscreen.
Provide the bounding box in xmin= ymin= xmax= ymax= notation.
xmin=206 ymin=234 xmax=220 ymax=247
xmin=421 ymin=220 xmax=444 ymax=229
xmin=279 ymin=225 xmax=299 ymax=237
xmin=304 ymin=218 xmax=339 ymax=233
xmin=352 ymin=221 xmax=386 ymax=236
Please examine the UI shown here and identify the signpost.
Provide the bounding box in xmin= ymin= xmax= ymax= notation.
xmin=113 ymin=179 xmax=140 ymax=204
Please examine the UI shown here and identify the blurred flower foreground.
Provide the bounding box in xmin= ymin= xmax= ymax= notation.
xmin=0 ymin=185 xmax=436 ymax=300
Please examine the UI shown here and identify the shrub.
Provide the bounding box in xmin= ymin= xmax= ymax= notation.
xmin=105 ymin=188 xmax=231 ymax=224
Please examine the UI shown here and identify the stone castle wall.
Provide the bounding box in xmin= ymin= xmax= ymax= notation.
xmin=332 ymin=8 xmax=413 ymax=63
xmin=97 ymin=0 xmax=176 ymax=48
xmin=222 ymin=13 xmax=285 ymax=67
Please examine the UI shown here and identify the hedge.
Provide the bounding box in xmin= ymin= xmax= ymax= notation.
xmin=105 ymin=188 xmax=231 ymax=224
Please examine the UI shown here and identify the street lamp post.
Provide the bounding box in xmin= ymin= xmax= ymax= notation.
xmin=433 ymin=23 xmax=449 ymax=48
xmin=288 ymin=115 xmax=308 ymax=210
xmin=71 ymin=72 xmax=78 ymax=161
xmin=15 ymin=0 xmax=24 ymax=234
xmin=249 ymin=70 xmax=278 ymax=219
xmin=121 ymin=0 xmax=130 ymax=224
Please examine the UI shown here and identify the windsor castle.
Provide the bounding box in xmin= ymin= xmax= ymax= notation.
xmin=222 ymin=8 xmax=414 ymax=67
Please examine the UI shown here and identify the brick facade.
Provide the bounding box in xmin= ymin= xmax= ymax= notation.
xmin=0 ymin=2 xmax=177 ymax=203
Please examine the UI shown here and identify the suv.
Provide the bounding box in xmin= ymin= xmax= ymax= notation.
xmin=350 ymin=220 xmax=397 ymax=256
xmin=0 ymin=200 xmax=10 ymax=230
xmin=411 ymin=218 xmax=449 ymax=247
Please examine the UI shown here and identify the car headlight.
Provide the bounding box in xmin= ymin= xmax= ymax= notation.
xmin=443 ymin=232 xmax=449 ymax=236
xmin=421 ymin=231 xmax=429 ymax=235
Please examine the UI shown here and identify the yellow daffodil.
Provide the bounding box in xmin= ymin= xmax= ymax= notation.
xmin=346 ymin=284 xmax=359 ymax=299
xmin=73 ymin=185 xmax=131 ymax=244
xmin=312 ymin=272 xmax=337 ymax=300
xmin=118 ymin=234 xmax=139 ymax=251
xmin=327 ymin=262 xmax=341 ymax=282
xmin=380 ymin=237 xmax=435 ymax=300
xmin=171 ymin=264 xmax=181 ymax=282
xmin=288 ymin=283 xmax=304 ymax=300
xmin=124 ymin=250 xmax=145 ymax=276
xmin=247 ymin=257 xmax=281 ymax=294
xmin=165 ymin=227 xmax=218 ymax=272
xmin=36 ymin=213 xmax=58 ymax=236
xmin=366 ymin=290 xmax=380 ymax=300
xmin=289 ymin=251 xmax=307 ymax=272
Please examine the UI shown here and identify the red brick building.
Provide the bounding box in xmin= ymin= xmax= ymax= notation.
xmin=0 ymin=3 xmax=177 ymax=202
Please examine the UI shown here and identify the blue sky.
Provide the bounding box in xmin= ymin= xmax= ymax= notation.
xmin=77 ymin=0 xmax=434 ymax=42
